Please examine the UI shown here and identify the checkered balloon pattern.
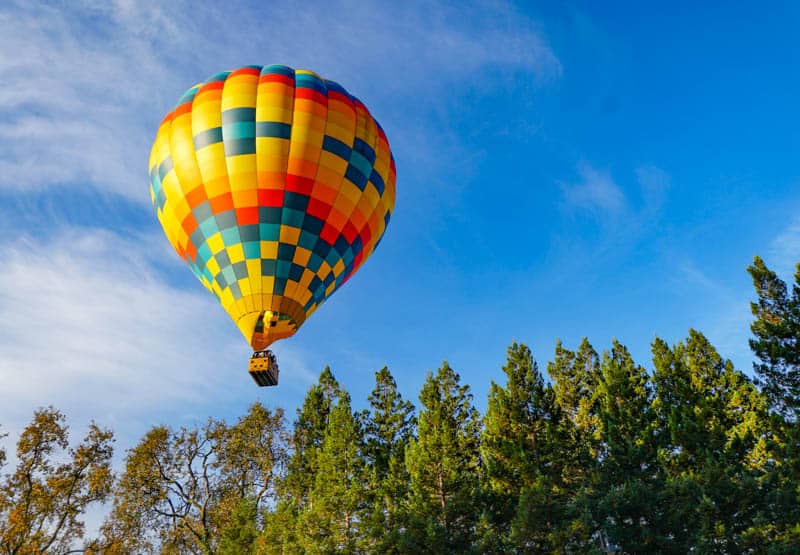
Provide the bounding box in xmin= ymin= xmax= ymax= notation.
xmin=149 ymin=65 xmax=396 ymax=350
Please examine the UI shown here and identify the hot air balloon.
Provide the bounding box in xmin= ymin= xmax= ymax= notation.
xmin=148 ymin=65 xmax=396 ymax=386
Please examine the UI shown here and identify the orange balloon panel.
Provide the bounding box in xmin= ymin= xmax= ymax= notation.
xmin=149 ymin=65 xmax=396 ymax=349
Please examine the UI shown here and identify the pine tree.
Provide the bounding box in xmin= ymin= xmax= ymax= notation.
xmin=219 ymin=498 xmax=259 ymax=555
xmin=745 ymin=256 xmax=800 ymax=550
xmin=480 ymin=342 xmax=569 ymax=551
xmin=547 ymin=338 xmax=602 ymax=435
xmin=590 ymin=340 xmax=664 ymax=552
xmin=285 ymin=367 xmax=344 ymax=505
xmin=297 ymin=394 xmax=367 ymax=554
xmin=748 ymin=256 xmax=800 ymax=418
xmin=361 ymin=367 xmax=416 ymax=552
xmin=542 ymin=338 xmax=601 ymax=550
xmin=261 ymin=367 xmax=343 ymax=552
xmin=404 ymin=362 xmax=481 ymax=553
xmin=546 ymin=339 xmax=601 ymax=488
xmin=651 ymin=330 xmax=769 ymax=553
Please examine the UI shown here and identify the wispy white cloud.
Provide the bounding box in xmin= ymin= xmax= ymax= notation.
xmin=0 ymin=227 xmax=317 ymax=439
xmin=768 ymin=215 xmax=800 ymax=277
xmin=559 ymin=161 xmax=671 ymax=227
xmin=673 ymin=259 xmax=754 ymax=370
xmin=0 ymin=224 xmax=328 ymax=539
xmin=560 ymin=161 xmax=627 ymax=215
xmin=635 ymin=164 xmax=670 ymax=214
xmin=0 ymin=229 xmax=225 ymax=420
xmin=0 ymin=0 xmax=560 ymax=201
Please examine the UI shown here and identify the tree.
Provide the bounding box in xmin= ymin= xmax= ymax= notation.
xmin=260 ymin=367 xmax=345 ymax=552
xmin=0 ymin=407 xmax=114 ymax=555
xmin=218 ymin=498 xmax=259 ymax=555
xmin=651 ymin=331 xmax=769 ymax=553
xmin=404 ymin=362 xmax=482 ymax=552
xmin=590 ymin=340 xmax=664 ymax=553
xmin=748 ymin=256 xmax=800 ymax=418
xmin=480 ymin=342 xmax=570 ymax=551
xmin=101 ymin=403 xmax=287 ymax=554
xmin=0 ymin=427 xmax=6 ymax=475
xmin=546 ymin=339 xmax=601 ymax=496
xmin=547 ymin=338 xmax=602 ymax=436
xmin=297 ymin=394 xmax=367 ymax=553
xmin=745 ymin=256 xmax=800 ymax=550
xmin=361 ymin=367 xmax=415 ymax=552
xmin=283 ymin=366 xmax=343 ymax=506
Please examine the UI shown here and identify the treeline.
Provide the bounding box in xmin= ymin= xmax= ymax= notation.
xmin=1 ymin=256 xmax=800 ymax=554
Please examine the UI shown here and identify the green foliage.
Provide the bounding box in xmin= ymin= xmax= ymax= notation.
xmin=650 ymin=330 xmax=769 ymax=553
xmin=219 ymin=498 xmax=259 ymax=555
xmin=405 ymin=362 xmax=482 ymax=553
xmin=745 ymin=256 xmax=800 ymax=548
xmin=548 ymin=337 xmax=601 ymax=436
xmin=7 ymin=255 xmax=800 ymax=552
xmin=748 ymin=256 xmax=800 ymax=418
xmin=547 ymin=338 xmax=602 ymax=491
xmin=481 ymin=342 xmax=573 ymax=551
xmin=590 ymin=341 xmax=664 ymax=552
xmin=297 ymin=394 xmax=366 ymax=553
xmin=361 ymin=367 xmax=415 ymax=552
xmin=284 ymin=366 xmax=343 ymax=508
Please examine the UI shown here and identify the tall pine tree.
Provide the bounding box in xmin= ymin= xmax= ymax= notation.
xmin=748 ymin=256 xmax=800 ymax=418
xmin=480 ymin=342 xmax=570 ymax=552
xmin=590 ymin=340 xmax=663 ymax=552
xmin=404 ymin=362 xmax=481 ymax=553
xmin=548 ymin=337 xmax=602 ymax=435
xmin=297 ymin=393 xmax=367 ymax=554
xmin=261 ymin=367 xmax=344 ymax=552
xmin=284 ymin=366 xmax=343 ymax=505
xmin=651 ymin=330 xmax=768 ymax=553
xmin=745 ymin=256 xmax=800 ymax=550
xmin=361 ymin=367 xmax=416 ymax=552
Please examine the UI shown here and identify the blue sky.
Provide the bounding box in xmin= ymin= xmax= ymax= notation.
xmin=2 ymin=0 xmax=800 ymax=463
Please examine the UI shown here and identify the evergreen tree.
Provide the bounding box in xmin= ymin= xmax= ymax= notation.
xmin=547 ymin=339 xmax=601 ymax=490
xmin=284 ymin=366 xmax=344 ymax=505
xmin=547 ymin=338 xmax=602 ymax=435
xmin=543 ymin=338 xmax=601 ymax=550
xmin=219 ymin=498 xmax=259 ymax=555
xmin=404 ymin=362 xmax=481 ymax=553
xmin=297 ymin=394 xmax=367 ymax=554
xmin=262 ymin=367 xmax=344 ymax=552
xmin=590 ymin=340 xmax=664 ymax=552
xmin=748 ymin=256 xmax=800 ymax=418
xmin=651 ymin=330 xmax=769 ymax=553
xmin=480 ymin=342 xmax=570 ymax=551
xmin=361 ymin=367 xmax=416 ymax=552
xmin=745 ymin=256 xmax=800 ymax=550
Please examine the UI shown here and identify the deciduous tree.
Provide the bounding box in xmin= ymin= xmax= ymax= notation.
xmin=101 ymin=403 xmax=286 ymax=554
xmin=0 ymin=407 xmax=114 ymax=555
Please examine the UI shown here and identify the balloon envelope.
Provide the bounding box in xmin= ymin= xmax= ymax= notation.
xmin=149 ymin=65 xmax=396 ymax=350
